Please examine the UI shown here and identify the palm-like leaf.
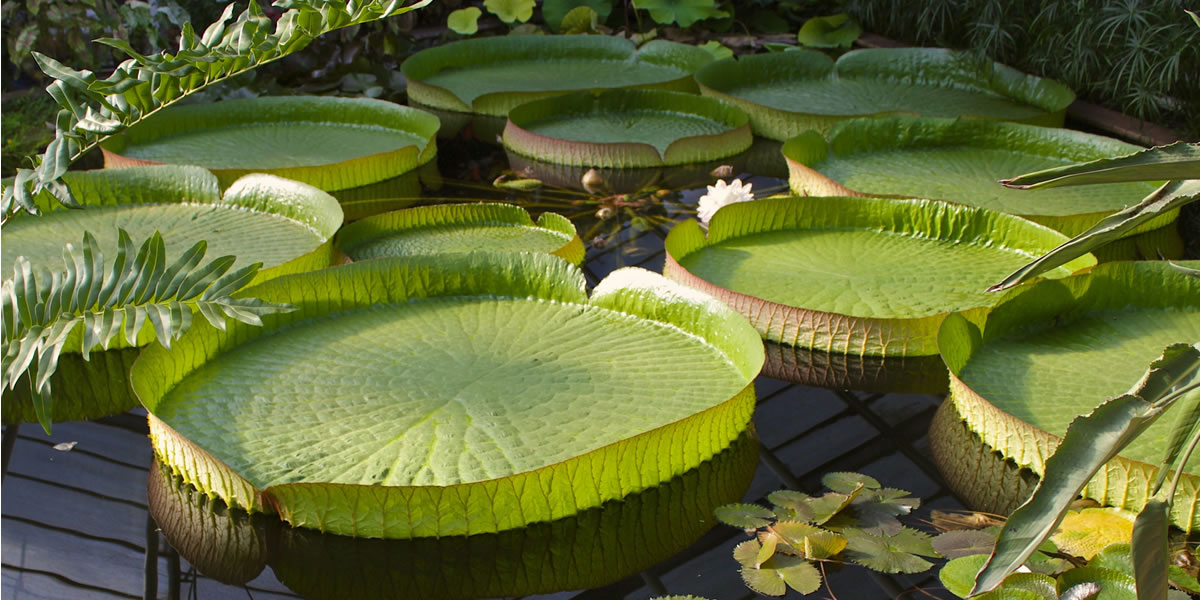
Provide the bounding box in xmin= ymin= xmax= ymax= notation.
xmin=1 ymin=229 xmax=295 ymax=433
xmin=0 ymin=0 xmax=433 ymax=220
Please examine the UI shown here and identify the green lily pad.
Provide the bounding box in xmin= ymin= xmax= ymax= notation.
xmin=502 ymin=89 xmax=751 ymax=168
xmin=506 ymin=150 xmax=745 ymax=195
xmin=796 ymin=14 xmax=862 ymax=48
xmin=335 ymin=203 xmax=585 ymax=265
xmin=134 ymin=252 xmax=763 ymax=539
xmin=401 ymin=35 xmax=714 ymax=117
xmin=663 ymin=195 xmax=1095 ymax=356
xmin=783 ymin=117 xmax=1168 ymax=236
xmin=938 ymin=261 xmax=1200 ymax=531
xmin=147 ymin=427 xmax=759 ymax=597
xmin=695 ymin=48 xmax=1074 ymax=140
xmin=101 ymin=96 xmax=440 ymax=192
xmin=1 ymin=166 xmax=343 ymax=426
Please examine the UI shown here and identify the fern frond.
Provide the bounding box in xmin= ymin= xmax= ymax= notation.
xmin=2 ymin=0 xmax=433 ymax=222
xmin=1 ymin=229 xmax=296 ymax=433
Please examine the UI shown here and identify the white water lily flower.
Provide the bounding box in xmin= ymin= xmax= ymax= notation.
xmin=697 ymin=178 xmax=754 ymax=226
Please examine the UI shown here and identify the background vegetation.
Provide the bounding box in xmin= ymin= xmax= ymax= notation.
xmin=840 ymin=0 xmax=1200 ymax=137
xmin=5 ymin=0 xmax=1195 ymax=177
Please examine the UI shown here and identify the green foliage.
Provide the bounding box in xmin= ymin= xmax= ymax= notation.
xmin=1 ymin=0 xmax=433 ymax=221
xmin=447 ymin=7 xmax=482 ymax=34
xmin=969 ymin=343 xmax=1200 ymax=598
xmin=1 ymin=91 xmax=57 ymax=178
xmin=2 ymin=0 xmax=193 ymax=82
xmin=796 ymin=14 xmax=862 ymax=48
xmin=483 ymin=0 xmax=535 ymax=23
xmin=990 ymin=142 xmax=1199 ymax=291
xmin=717 ymin=471 xmax=934 ymax=596
xmin=938 ymin=525 xmax=1200 ymax=599
xmin=1 ymin=229 xmax=295 ymax=434
xmin=543 ymin=0 xmax=614 ymax=31
xmin=632 ymin=0 xmax=727 ymax=28
xmin=840 ymin=0 xmax=1200 ymax=136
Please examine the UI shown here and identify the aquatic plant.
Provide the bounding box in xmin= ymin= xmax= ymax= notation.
xmin=2 ymin=0 xmax=434 ymax=219
xmin=716 ymin=472 xmax=935 ymax=596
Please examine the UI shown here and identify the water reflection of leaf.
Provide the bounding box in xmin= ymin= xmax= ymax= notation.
xmin=150 ymin=427 xmax=761 ymax=599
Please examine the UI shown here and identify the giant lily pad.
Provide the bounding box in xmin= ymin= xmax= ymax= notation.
xmin=763 ymin=343 xmax=948 ymax=394
xmin=505 ymin=150 xmax=747 ymax=195
xmin=133 ymin=252 xmax=763 ymax=539
xmin=695 ymin=48 xmax=1074 ymax=140
xmin=936 ymin=261 xmax=1200 ymax=530
xmin=335 ymin=203 xmax=585 ymax=265
xmin=101 ymin=96 xmax=439 ymax=191
xmin=502 ymin=89 xmax=751 ymax=168
xmin=401 ymin=35 xmax=714 ymax=117
xmin=663 ymin=195 xmax=1096 ymax=356
xmin=783 ymin=117 xmax=1168 ymax=236
xmin=1 ymin=166 xmax=343 ymax=425
xmin=147 ymin=427 xmax=759 ymax=597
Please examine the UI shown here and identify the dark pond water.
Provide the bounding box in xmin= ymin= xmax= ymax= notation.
xmin=3 ymin=126 xmax=1002 ymax=600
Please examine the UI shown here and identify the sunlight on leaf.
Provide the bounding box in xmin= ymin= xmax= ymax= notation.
xmin=770 ymin=520 xmax=819 ymax=551
xmin=801 ymin=529 xmax=847 ymax=560
xmin=740 ymin=554 xmax=821 ymax=596
xmin=733 ymin=538 xmax=762 ymax=568
xmin=484 ymin=0 xmax=535 ymax=23
xmin=969 ymin=343 xmax=1200 ymax=595
xmin=1051 ymin=508 xmax=1135 ymax=560
xmin=1 ymin=229 xmax=293 ymax=433
xmin=447 ymin=7 xmax=482 ymax=35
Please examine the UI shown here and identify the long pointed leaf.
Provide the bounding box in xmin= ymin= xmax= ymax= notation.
xmin=98 ymin=230 xmax=137 ymax=307
xmin=124 ymin=305 xmax=146 ymax=346
xmin=970 ymin=343 xmax=1200 ymax=596
xmin=175 ymin=255 xmax=235 ymax=301
xmin=31 ymin=383 xmax=53 ymax=435
xmin=1132 ymin=499 xmax=1170 ymax=600
xmin=9 ymin=324 xmax=45 ymax=393
xmin=203 ymin=262 xmax=262 ymax=299
xmin=156 ymin=239 xmax=207 ymax=300
xmin=196 ymin=301 xmax=227 ymax=331
xmin=989 ymin=180 xmax=1200 ymax=291
xmin=131 ymin=232 xmax=167 ymax=304
xmin=82 ymin=232 xmax=105 ymax=309
xmin=168 ymin=300 xmax=191 ymax=341
xmin=81 ymin=311 xmax=100 ymax=360
xmin=1000 ymin=142 xmax=1200 ymax=189
xmin=145 ymin=303 xmax=172 ymax=348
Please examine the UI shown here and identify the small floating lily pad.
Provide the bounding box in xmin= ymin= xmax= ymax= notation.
xmin=1 ymin=166 xmax=343 ymax=425
xmin=695 ymin=48 xmax=1074 ymax=140
xmin=502 ymin=89 xmax=751 ymax=168
xmin=937 ymin=261 xmax=1200 ymax=531
xmin=336 ymin=203 xmax=585 ymax=265
xmin=784 ymin=117 xmax=1167 ymax=236
xmin=101 ymin=96 xmax=440 ymax=191
xmin=134 ymin=252 xmax=763 ymax=539
xmin=402 ymin=35 xmax=714 ymax=116
xmin=663 ymin=196 xmax=1095 ymax=356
